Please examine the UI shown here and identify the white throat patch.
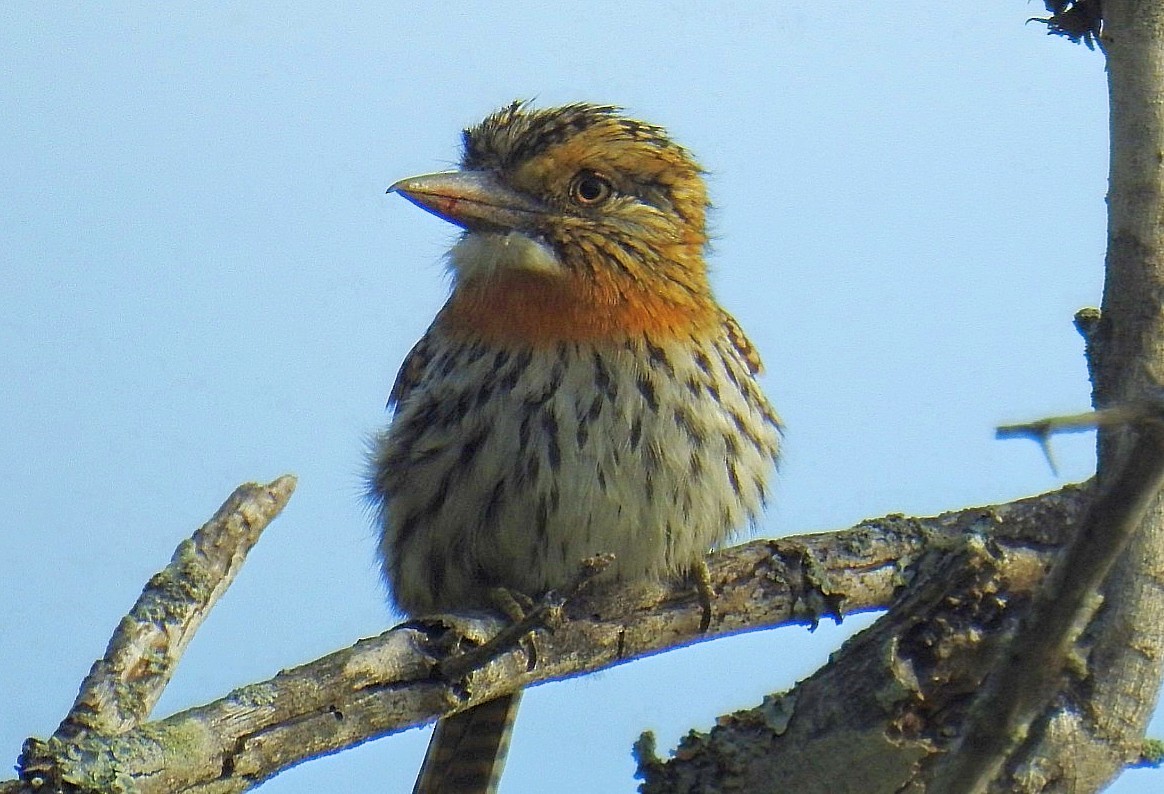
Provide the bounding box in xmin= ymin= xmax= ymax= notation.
xmin=449 ymin=232 xmax=562 ymax=282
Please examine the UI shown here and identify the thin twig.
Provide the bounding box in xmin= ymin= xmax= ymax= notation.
xmin=997 ymin=404 xmax=1154 ymax=475
xmin=997 ymin=403 xmax=1152 ymax=440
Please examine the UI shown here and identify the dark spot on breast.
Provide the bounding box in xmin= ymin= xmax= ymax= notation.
xmin=442 ymin=391 xmax=472 ymax=427
xmin=549 ymin=360 xmax=566 ymax=390
xmin=474 ymin=381 xmax=495 ymax=409
xmin=518 ymin=410 xmax=534 ymax=452
xmin=593 ymin=352 xmax=617 ymax=401
xmin=643 ymin=443 xmax=660 ymax=475
xmin=754 ymin=474 xmax=768 ymax=503
xmin=524 ymin=454 xmax=541 ymax=487
xmin=644 ymin=336 xmax=674 ymax=376
xmin=629 ymin=415 xmax=643 ymax=450
xmin=587 ymin=394 xmax=603 ymax=421
xmin=458 ymin=428 xmax=488 ymax=467
xmin=720 ymin=351 xmax=744 ymax=391
xmin=727 ymin=462 xmax=741 ymax=495
xmin=498 ymin=366 xmax=521 ymax=394
xmin=438 ymin=351 xmax=458 ymax=377
xmin=689 ymin=451 xmax=704 ymax=480
xmin=536 ymin=497 xmax=549 ymax=543
xmin=525 ymin=371 xmax=561 ymax=408
xmin=543 ymin=410 xmax=561 ymax=471
xmin=729 ymin=409 xmax=765 ymax=452
xmin=472 ymin=558 xmax=495 ymax=590
xmin=421 ymin=469 xmax=457 ymax=521
xmin=637 ymin=376 xmax=658 ymax=412
xmin=724 ymin=433 xmax=740 ymax=458
xmin=499 ymin=350 xmax=533 ymax=394
xmin=394 ymin=513 xmax=421 ymax=552
xmin=483 ymin=479 xmax=507 ymax=528
xmin=405 ymin=398 xmax=443 ymax=435
xmin=694 ymin=350 xmax=713 ymax=376
xmin=465 ymin=342 xmax=487 ymax=366
xmin=673 ymin=407 xmax=705 ymax=448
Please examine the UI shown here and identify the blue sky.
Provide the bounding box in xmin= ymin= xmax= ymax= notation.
xmin=3 ymin=3 xmax=1155 ymax=792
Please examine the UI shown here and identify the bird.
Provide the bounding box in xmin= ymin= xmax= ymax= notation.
xmin=368 ymin=101 xmax=781 ymax=793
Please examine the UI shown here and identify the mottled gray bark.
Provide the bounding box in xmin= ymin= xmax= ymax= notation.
xmin=1038 ymin=1 xmax=1164 ymax=788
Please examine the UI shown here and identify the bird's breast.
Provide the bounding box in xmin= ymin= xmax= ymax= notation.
xmin=370 ymin=330 xmax=780 ymax=615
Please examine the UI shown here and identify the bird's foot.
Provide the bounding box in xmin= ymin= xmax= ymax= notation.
xmin=692 ymin=559 xmax=715 ymax=632
xmin=437 ymin=555 xmax=615 ymax=680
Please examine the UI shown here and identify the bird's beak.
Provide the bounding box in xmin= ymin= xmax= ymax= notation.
xmin=388 ymin=170 xmax=548 ymax=231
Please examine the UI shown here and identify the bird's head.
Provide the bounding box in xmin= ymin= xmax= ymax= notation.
xmin=389 ymin=101 xmax=718 ymax=344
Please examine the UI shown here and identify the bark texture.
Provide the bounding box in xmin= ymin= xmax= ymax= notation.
xmin=1043 ymin=2 xmax=1164 ymax=788
xmin=2 ymin=487 xmax=1085 ymax=794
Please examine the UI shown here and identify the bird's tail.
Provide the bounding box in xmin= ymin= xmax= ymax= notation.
xmin=413 ymin=692 xmax=522 ymax=794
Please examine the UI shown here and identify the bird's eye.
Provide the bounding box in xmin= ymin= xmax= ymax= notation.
xmin=569 ymin=171 xmax=614 ymax=206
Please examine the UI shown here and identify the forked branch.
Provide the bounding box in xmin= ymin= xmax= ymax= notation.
xmin=2 ymin=477 xmax=1088 ymax=794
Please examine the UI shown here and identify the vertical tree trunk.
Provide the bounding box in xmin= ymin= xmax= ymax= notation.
xmin=1052 ymin=1 xmax=1164 ymax=786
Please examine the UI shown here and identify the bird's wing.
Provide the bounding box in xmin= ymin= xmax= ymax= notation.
xmin=387 ymin=331 xmax=435 ymax=413
xmin=720 ymin=308 xmax=764 ymax=375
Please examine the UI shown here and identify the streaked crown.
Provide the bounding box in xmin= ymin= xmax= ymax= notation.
xmin=464 ymin=101 xmax=707 ymax=232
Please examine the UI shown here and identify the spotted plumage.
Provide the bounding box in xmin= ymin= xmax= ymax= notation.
xmin=372 ymin=331 xmax=776 ymax=615
xmin=367 ymin=101 xmax=781 ymax=794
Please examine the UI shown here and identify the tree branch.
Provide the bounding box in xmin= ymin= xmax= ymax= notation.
xmin=932 ymin=406 xmax=1164 ymax=792
xmin=636 ymin=398 xmax=1164 ymax=793
xmin=975 ymin=2 xmax=1164 ymax=790
xmin=2 ymin=483 xmax=1086 ymax=794
xmin=55 ymin=476 xmax=298 ymax=740
xmin=639 ymin=523 xmax=1046 ymax=793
